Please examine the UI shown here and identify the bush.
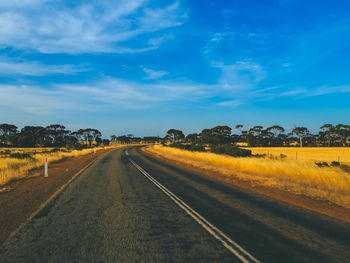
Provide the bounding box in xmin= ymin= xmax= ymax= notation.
xmin=169 ymin=143 xmax=206 ymax=152
xmin=210 ymin=144 xmax=251 ymax=157
xmin=9 ymin=153 xmax=32 ymax=159
xmin=331 ymin=161 xmax=340 ymax=167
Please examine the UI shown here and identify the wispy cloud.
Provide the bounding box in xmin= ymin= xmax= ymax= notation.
xmin=0 ymin=0 xmax=188 ymax=54
xmin=213 ymin=60 xmax=266 ymax=91
xmin=140 ymin=66 xmax=168 ymax=79
xmin=0 ymin=58 xmax=87 ymax=76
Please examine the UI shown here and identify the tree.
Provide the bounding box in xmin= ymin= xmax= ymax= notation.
xmin=20 ymin=126 xmax=48 ymax=147
xmin=102 ymin=139 xmax=110 ymax=146
xmin=292 ymin=127 xmax=309 ymax=147
xmin=110 ymin=135 xmax=117 ymax=142
xmin=166 ymin=129 xmax=185 ymax=143
xmin=266 ymin=125 xmax=285 ymax=146
xmin=246 ymin=126 xmax=263 ymax=146
xmin=75 ymin=128 xmax=101 ymax=147
xmin=331 ymin=124 xmax=350 ymax=147
xmin=210 ymin=126 xmax=232 ymax=145
xmin=320 ymin=124 xmax=334 ymax=146
xmin=199 ymin=129 xmax=212 ymax=144
xmin=185 ymin=133 xmax=199 ymax=143
xmin=0 ymin=124 xmax=18 ymax=146
xmin=46 ymin=124 xmax=69 ymax=147
xmin=143 ymin=136 xmax=160 ymax=143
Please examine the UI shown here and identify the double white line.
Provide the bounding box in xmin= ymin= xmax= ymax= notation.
xmin=129 ymin=158 xmax=260 ymax=263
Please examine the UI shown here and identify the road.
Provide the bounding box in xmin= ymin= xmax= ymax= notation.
xmin=1 ymin=147 xmax=350 ymax=262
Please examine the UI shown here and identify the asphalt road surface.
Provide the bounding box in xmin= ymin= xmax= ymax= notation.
xmin=1 ymin=147 xmax=350 ymax=262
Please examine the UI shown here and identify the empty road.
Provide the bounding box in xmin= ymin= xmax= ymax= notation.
xmin=1 ymin=147 xmax=350 ymax=262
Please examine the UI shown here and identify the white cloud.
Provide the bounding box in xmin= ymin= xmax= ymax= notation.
xmin=213 ymin=60 xmax=266 ymax=91
xmin=0 ymin=0 xmax=188 ymax=54
xmin=140 ymin=66 xmax=168 ymax=79
xmin=0 ymin=58 xmax=87 ymax=76
xmin=216 ymin=100 xmax=243 ymax=107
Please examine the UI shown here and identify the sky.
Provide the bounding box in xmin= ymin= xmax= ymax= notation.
xmin=0 ymin=0 xmax=350 ymax=138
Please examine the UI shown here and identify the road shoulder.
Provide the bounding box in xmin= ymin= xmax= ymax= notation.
xmin=0 ymin=148 xmax=114 ymax=244
xmin=141 ymin=147 xmax=350 ymax=224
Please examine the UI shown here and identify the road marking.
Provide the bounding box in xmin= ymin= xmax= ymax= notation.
xmin=129 ymin=158 xmax=260 ymax=263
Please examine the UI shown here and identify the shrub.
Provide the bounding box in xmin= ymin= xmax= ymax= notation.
xmin=9 ymin=153 xmax=32 ymax=159
xmin=210 ymin=144 xmax=251 ymax=157
xmin=169 ymin=143 xmax=205 ymax=152
xmin=331 ymin=161 xmax=340 ymax=167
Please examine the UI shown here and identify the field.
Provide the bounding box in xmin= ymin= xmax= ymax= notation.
xmin=145 ymin=145 xmax=350 ymax=209
xmin=245 ymin=147 xmax=350 ymax=163
xmin=0 ymin=146 xmax=116 ymax=187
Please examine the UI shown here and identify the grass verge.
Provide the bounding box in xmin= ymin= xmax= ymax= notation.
xmin=0 ymin=146 xmax=117 ymax=186
xmin=145 ymin=145 xmax=350 ymax=210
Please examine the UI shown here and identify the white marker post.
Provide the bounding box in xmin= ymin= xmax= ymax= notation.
xmin=44 ymin=157 xmax=48 ymax=178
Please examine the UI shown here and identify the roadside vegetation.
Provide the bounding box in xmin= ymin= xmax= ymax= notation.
xmin=145 ymin=145 xmax=350 ymax=209
xmin=0 ymin=147 xmax=116 ymax=186
xmin=163 ymin=124 xmax=350 ymax=148
xmin=246 ymin=147 xmax=350 ymax=163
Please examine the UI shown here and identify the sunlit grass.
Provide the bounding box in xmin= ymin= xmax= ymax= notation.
xmin=146 ymin=145 xmax=350 ymax=209
xmin=245 ymin=147 xmax=350 ymax=163
xmin=0 ymin=146 xmax=119 ymax=186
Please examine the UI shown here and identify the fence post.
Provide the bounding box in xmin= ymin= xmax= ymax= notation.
xmin=44 ymin=157 xmax=48 ymax=178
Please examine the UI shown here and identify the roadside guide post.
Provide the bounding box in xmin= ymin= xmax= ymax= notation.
xmin=44 ymin=157 xmax=48 ymax=178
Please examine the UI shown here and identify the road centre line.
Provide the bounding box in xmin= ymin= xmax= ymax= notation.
xmin=129 ymin=158 xmax=260 ymax=263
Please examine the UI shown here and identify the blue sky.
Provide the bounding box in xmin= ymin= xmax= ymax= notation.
xmin=1 ymin=0 xmax=349 ymax=137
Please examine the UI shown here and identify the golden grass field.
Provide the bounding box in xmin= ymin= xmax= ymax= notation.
xmin=245 ymin=147 xmax=350 ymax=163
xmin=146 ymin=145 xmax=350 ymax=209
xmin=0 ymin=146 xmax=118 ymax=187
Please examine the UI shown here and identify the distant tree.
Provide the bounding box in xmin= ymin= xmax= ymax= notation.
xmin=143 ymin=136 xmax=160 ymax=143
xmin=320 ymin=124 xmax=335 ymax=147
xmin=246 ymin=126 xmax=264 ymax=146
xmin=102 ymin=139 xmax=110 ymax=146
xmin=185 ymin=133 xmax=199 ymax=143
xmin=234 ymin=124 xmax=245 ymax=142
xmin=110 ymin=135 xmax=117 ymax=142
xmin=76 ymin=128 xmax=102 ymax=147
xmin=331 ymin=124 xmax=350 ymax=147
xmin=0 ymin=124 xmax=18 ymax=146
xmin=46 ymin=124 xmax=69 ymax=147
xmin=95 ymin=136 xmax=102 ymax=146
xmin=292 ymin=127 xmax=310 ymax=147
xmin=20 ymin=126 xmax=48 ymax=147
xmin=65 ymin=135 xmax=80 ymax=149
xmin=266 ymin=125 xmax=285 ymax=146
xmin=199 ymin=129 xmax=212 ymax=144
xmin=117 ymin=135 xmax=130 ymax=144
xmin=210 ymin=125 xmax=232 ymax=145
xmin=166 ymin=129 xmax=185 ymax=143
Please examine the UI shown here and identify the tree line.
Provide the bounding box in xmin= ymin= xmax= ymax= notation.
xmin=2 ymin=123 xmax=349 ymax=149
xmin=164 ymin=124 xmax=350 ymax=147
xmin=0 ymin=124 xmax=107 ymax=148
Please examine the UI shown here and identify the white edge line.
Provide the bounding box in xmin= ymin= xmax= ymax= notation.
xmin=129 ymin=158 xmax=260 ymax=263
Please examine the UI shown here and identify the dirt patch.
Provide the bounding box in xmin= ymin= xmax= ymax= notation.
xmin=0 ymin=148 xmax=114 ymax=244
xmin=142 ymin=147 xmax=350 ymax=224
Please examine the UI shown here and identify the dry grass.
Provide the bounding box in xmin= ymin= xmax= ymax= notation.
xmin=0 ymin=146 xmax=119 ymax=186
xmin=146 ymin=145 xmax=350 ymax=209
xmin=246 ymin=147 xmax=350 ymax=163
